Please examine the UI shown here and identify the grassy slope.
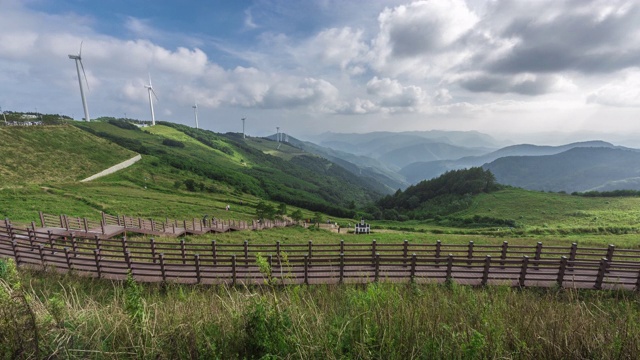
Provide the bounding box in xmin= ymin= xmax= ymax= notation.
xmin=0 ymin=125 xmax=136 ymax=186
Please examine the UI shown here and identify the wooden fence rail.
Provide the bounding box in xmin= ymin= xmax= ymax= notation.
xmin=1 ymin=221 xmax=639 ymax=290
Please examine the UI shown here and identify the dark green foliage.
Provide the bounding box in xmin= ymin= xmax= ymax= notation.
xmin=290 ymin=209 xmax=303 ymax=222
xmin=256 ymin=201 xmax=277 ymax=220
xmin=373 ymin=168 xmax=501 ymax=220
xmin=162 ymin=138 xmax=185 ymax=148
xmin=243 ymin=298 xmax=292 ymax=358
xmin=575 ymin=190 xmax=640 ymax=197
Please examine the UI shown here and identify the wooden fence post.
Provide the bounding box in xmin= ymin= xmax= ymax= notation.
xmin=47 ymin=231 xmax=54 ymax=253
xmin=121 ymin=236 xmax=128 ymax=255
xmin=150 ymin=238 xmax=157 ymax=264
xmin=446 ymin=254 xmax=453 ymax=283
xmin=534 ymin=242 xmax=542 ymax=270
xmin=180 ymin=239 xmax=186 ymax=265
xmin=232 ymin=255 xmax=237 ymax=286
xmin=635 ymin=267 xmax=640 ymax=292
xmin=557 ymin=256 xmax=568 ymax=287
xmin=159 ymin=253 xmax=166 ymax=282
xmin=606 ymin=245 xmax=615 ymax=272
xmin=519 ymin=256 xmax=529 ymax=287
xmin=11 ymin=240 xmax=21 ymax=265
xmin=371 ymin=240 xmax=377 ymax=259
xmin=594 ymin=258 xmax=609 ymax=290
xmin=568 ymin=243 xmax=577 ymax=271
xmin=39 ymin=211 xmax=45 ymax=227
xmin=339 ymin=253 xmax=344 ymax=284
xmin=124 ymin=251 xmax=132 ymax=272
xmin=308 ymin=240 xmax=313 ymax=267
xmin=374 ymin=253 xmax=380 ymax=283
xmin=83 ymin=218 xmax=89 ymax=232
xmin=27 ymin=228 xmax=35 ymax=250
xmin=435 ymin=240 xmax=442 ymax=268
xmin=64 ymin=247 xmax=72 ymax=270
xmin=481 ymin=255 xmax=491 ymax=286
xmin=500 ymin=241 xmax=508 ymax=269
xmin=195 ymin=254 xmax=201 ymax=284
xmin=410 ymin=253 xmax=417 ymax=281
xmin=304 ymin=254 xmax=309 ymax=285
xmin=94 ymin=235 xmax=101 ymax=252
xmin=94 ymin=249 xmax=102 ymax=278
xmin=38 ymin=244 xmax=46 ymax=268
xmin=276 ymin=240 xmax=281 ymax=261
xmin=403 ymin=240 xmax=409 ymax=267
xmin=467 ymin=241 xmax=474 ymax=266
xmin=212 ymin=240 xmax=217 ymax=265
xmin=71 ymin=233 xmax=78 ymax=257
xmin=340 ymin=239 xmax=344 ymax=254
xmin=244 ymin=240 xmax=249 ymax=268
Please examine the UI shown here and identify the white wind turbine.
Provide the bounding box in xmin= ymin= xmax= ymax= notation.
xmin=68 ymin=42 xmax=90 ymax=122
xmin=192 ymin=102 xmax=199 ymax=129
xmin=144 ymin=74 xmax=159 ymax=125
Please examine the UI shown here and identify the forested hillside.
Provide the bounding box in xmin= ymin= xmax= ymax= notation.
xmin=369 ymin=167 xmax=501 ymax=220
xmin=74 ymin=120 xmax=383 ymax=217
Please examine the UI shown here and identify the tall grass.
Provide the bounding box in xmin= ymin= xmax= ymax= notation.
xmin=2 ymin=259 xmax=639 ymax=359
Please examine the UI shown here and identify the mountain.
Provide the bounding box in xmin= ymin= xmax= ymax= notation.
xmin=483 ymin=147 xmax=640 ymax=193
xmin=401 ymin=141 xmax=616 ymax=184
xmin=266 ymin=134 xmax=406 ymax=192
xmin=82 ymin=121 xmax=390 ymax=215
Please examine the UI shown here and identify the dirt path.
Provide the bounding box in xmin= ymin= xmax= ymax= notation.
xmin=80 ymin=154 xmax=142 ymax=182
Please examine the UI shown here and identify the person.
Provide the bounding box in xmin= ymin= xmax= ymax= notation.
xmin=226 ymin=204 xmax=230 ymax=211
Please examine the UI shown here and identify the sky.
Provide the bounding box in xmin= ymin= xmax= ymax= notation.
xmin=1 ymin=0 xmax=640 ymax=146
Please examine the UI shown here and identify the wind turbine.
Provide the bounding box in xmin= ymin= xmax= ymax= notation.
xmin=68 ymin=42 xmax=90 ymax=122
xmin=276 ymin=127 xmax=280 ymax=143
xmin=241 ymin=117 xmax=246 ymax=139
xmin=144 ymin=74 xmax=158 ymax=125
xmin=192 ymin=102 xmax=199 ymax=129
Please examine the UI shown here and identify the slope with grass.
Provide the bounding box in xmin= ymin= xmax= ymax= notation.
xmin=0 ymin=125 xmax=136 ymax=186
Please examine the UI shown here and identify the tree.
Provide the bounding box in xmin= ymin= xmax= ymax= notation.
xmin=277 ymin=203 xmax=287 ymax=216
xmin=255 ymin=201 xmax=276 ymax=220
xmin=290 ymin=209 xmax=304 ymax=222
xmin=313 ymin=211 xmax=324 ymax=224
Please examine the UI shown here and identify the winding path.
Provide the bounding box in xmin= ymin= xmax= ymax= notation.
xmin=80 ymin=154 xmax=142 ymax=182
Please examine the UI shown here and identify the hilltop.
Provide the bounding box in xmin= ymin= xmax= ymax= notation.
xmin=0 ymin=125 xmax=136 ymax=186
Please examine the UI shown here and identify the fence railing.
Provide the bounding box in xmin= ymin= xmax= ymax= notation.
xmin=1 ymin=221 xmax=639 ymax=290
xmin=34 ymin=212 xmax=295 ymax=238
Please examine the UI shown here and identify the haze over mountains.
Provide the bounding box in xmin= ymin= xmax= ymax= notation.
xmin=295 ymin=131 xmax=640 ymax=194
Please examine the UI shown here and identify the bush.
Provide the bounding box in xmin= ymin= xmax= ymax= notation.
xmin=162 ymin=139 xmax=185 ymax=148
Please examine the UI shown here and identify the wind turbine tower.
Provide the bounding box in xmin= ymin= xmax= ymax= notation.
xmin=144 ymin=74 xmax=159 ymax=125
xmin=192 ymin=102 xmax=199 ymax=129
xmin=241 ymin=117 xmax=246 ymax=139
xmin=68 ymin=42 xmax=90 ymax=121
xmin=276 ymin=127 xmax=280 ymax=143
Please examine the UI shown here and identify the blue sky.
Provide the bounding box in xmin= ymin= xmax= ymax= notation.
xmin=2 ymin=0 xmax=640 ymax=145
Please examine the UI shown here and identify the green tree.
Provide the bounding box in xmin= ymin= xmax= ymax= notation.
xmin=290 ymin=209 xmax=304 ymax=222
xmin=256 ymin=201 xmax=276 ymax=220
xmin=313 ymin=211 xmax=324 ymax=224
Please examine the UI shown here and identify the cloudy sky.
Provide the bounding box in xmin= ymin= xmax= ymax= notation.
xmin=2 ymin=0 xmax=640 ymax=145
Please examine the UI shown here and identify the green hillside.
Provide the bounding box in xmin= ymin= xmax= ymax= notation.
xmin=0 ymin=125 xmax=136 ymax=186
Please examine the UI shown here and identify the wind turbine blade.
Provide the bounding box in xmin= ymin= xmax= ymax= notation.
xmin=148 ymin=73 xmax=153 ymax=87
xmin=79 ymin=59 xmax=90 ymax=92
xmin=151 ymin=87 xmax=159 ymax=101
xmin=79 ymin=40 xmax=83 ymax=57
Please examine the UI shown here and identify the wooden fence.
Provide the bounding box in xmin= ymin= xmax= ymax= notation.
xmin=33 ymin=211 xmax=294 ymax=239
xmin=1 ymin=220 xmax=640 ymax=290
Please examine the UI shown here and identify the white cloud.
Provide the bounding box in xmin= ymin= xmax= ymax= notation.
xmin=587 ymin=71 xmax=640 ymax=107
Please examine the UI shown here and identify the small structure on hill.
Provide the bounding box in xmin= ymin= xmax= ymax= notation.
xmin=354 ymin=218 xmax=370 ymax=234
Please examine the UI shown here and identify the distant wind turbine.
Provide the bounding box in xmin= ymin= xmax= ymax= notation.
xmin=144 ymin=74 xmax=158 ymax=125
xmin=192 ymin=102 xmax=199 ymax=129
xmin=276 ymin=127 xmax=280 ymax=143
xmin=241 ymin=117 xmax=246 ymax=139
xmin=68 ymin=41 xmax=90 ymax=122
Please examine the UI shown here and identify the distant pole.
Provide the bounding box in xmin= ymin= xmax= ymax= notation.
xmin=192 ymin=103 xmax=199 ymax=129
xmin=241 ymin=117 xmax=246 ymax=139
xmin=0 ymin=106 xmax=6 ymax=124
xmin=276 ymin=127 xmax=280 ymax=143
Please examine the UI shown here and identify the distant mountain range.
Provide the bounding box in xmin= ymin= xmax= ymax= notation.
xmin=296 ymin=130 xmax=640 ymax=194
xmin=484 ymin=147 xmax=640 ymax=193
xmin=400 ymin=141 xmax=616 ymax=184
